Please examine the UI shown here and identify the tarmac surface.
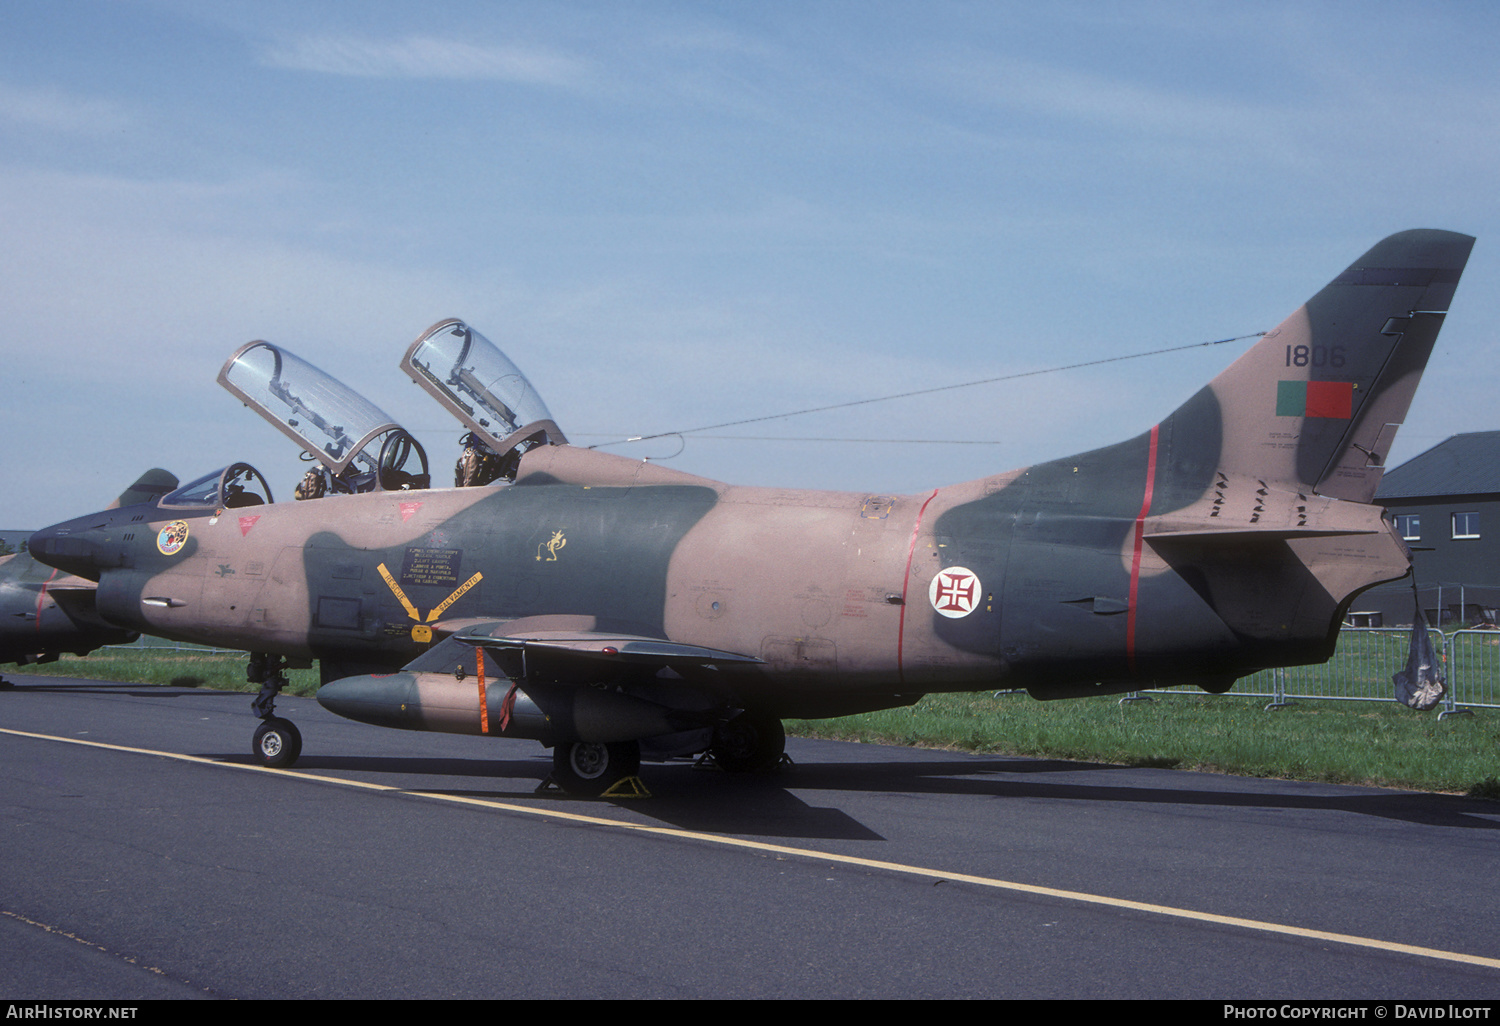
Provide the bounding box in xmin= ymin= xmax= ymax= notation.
xmin=3 ymin=673 xmax=1500 ymax=1000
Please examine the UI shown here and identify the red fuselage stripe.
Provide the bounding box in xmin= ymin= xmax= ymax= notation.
xmin=898 ymin=489 xmax=941 ymax=685
xmin=1127 ymin=425 xmax=1160 ymax=673
xmin=36 ymin=568 xmax=59 ymax=635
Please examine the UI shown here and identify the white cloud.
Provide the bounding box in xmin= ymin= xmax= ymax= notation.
xmin=931 ymin=53 xmax=1290 ymax=146
xmin=262 ymin=34 xmax=590 ymax=87
xmin=0 ymin=83 xmax=134 ymax=135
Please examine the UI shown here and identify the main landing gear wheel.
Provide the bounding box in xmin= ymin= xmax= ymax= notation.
xmin=551 ymin=740 xmax=641 ymax=796
xmin=254 ymin=717 xmax=302 ymax=768
xmin=710 ymin=712 xmax=786 ymax=773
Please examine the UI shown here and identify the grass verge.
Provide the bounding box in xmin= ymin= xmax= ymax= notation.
xmin=788 ymin=690 xmax=1500 ymax=796
xmin=16 ymin=650 xmax=320 ymax=697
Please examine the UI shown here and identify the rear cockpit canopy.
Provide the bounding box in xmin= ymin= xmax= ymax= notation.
xmin=402 ymin=319 xmax=566 ymax=483
xmin=219 ymin=340 xmax=430 ymax=495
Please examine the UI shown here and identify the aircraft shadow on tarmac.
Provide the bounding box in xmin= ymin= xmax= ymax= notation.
xmin=775 ymin=756 xmax=1500 ymax=833
xmin=205 ymin=748 xmax=1500 ymax=840
xmin=203 ymin=751 xmax=884 ymax=841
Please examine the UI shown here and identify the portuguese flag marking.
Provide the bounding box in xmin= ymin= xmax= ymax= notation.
xmin=1276 ymin=380 xmax=1353 ymax=419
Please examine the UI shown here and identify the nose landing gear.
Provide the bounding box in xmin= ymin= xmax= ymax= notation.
xmin=248 ymin=652 xmax=301 ymax=768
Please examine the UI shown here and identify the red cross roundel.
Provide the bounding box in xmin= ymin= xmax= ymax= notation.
xmin=929 ymin=566 xmax=982 ymax=619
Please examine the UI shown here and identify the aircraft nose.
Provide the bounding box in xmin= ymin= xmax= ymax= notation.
xmin=29 ymin=515 xmax=118 ymax=582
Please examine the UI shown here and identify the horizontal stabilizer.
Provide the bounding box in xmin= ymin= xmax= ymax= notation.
xmin=1144 ymin=526 xmax=1374 ymax=542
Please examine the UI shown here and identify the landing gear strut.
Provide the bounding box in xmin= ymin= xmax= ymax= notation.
xmin=248 ymin=652 xmax=301 ymax=768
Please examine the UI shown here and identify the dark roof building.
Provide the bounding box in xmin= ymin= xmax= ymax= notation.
xmin=1358 ymin=431 xmax=1500 ymax=626
xmin=1376 ymin=431 xmax=1500 ymax=501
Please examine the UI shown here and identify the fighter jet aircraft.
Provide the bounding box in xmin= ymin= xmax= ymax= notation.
xmin=30 ymin=230 xmax=1474 ymax=793
xmin=2 ymin=470 xmax=178 ymax=683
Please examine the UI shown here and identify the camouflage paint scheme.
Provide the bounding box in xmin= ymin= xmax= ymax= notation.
xmin=0 ymin=550 xmax=135 ymax=671
xmin=1 ymin=470 xmax=178 ymax=678
xmin=29 ymin=231 xmax=1475 ymax=792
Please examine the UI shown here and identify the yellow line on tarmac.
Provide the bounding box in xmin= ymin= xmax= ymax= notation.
xmin=407 ymin=791 xmax=1500 ymax=972
xmin=0 ymin=727 xmax=401 ymax=794
xmin=6 ymin=725 xmax=1500 ymax=973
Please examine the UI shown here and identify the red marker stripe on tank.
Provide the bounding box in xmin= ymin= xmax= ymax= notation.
xmin=1126 ymin=425 xmax=1160 ymax=673
xmin=897 ymin=489 xmax=941 ymax=685
xmin=476 ymin=646 xmax=489 ymax=735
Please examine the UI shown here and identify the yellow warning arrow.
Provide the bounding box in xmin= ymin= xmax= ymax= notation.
xmin=376 ymin=563 xmax=420 ymax=622
xmin=427 ymin=572 xmax=483 ymax=623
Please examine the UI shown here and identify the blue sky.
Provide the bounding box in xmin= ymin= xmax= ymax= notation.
xmin=3 ymin=1 xmax=1498 ymax=527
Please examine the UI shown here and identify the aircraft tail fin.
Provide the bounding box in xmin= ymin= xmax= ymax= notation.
xmin=106 ymin=469 xmax=179 ymax=510
xmin=1157 ymin=229 xmax=1474 ymax=505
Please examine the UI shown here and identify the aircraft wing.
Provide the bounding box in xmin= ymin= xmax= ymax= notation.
xmin=35 ymin=574 xmax=100 ymax=591
xmin=452 ymin=626 xmax=762 ymax=676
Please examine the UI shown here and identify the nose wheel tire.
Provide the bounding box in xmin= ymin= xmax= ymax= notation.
xmin=254 ymin=717 xmax=302 ymax=768
xmin=551 ymin=740 xmax=641 ymax=796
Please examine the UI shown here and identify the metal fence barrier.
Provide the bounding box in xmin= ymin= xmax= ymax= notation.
xmin=1229 ymin=627 xmax=1445 ymax=708
xmin=1443 ymin=629 xmax=1500 ymax=714
xmin=103 ymin=638 xmax=242 ymax=656
xmin=1137 ymin=626 xmax=1500 ymax=714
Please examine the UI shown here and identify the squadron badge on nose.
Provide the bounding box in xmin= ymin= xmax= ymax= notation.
xmin=157 ymin=521 xmax=190 ymax=556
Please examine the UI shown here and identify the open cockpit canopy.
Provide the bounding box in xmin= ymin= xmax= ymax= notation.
xmin=160 ymin=462 xmax=274 ymax=510
xmin=402 ymin=319 xmax=566 ymax=470
xmin=219 ymin=341 xmax=429 ymax=494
